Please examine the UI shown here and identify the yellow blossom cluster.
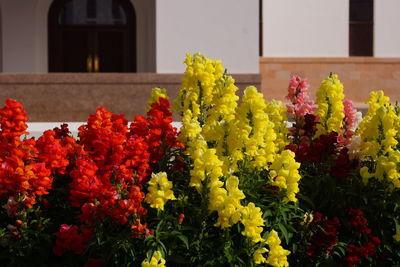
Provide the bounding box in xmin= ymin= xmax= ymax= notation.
xmin=145 ymin=172 xmax=176 ymax=211
xmin=147 ymin=88 xmax=168 ymax=111
xmin=228 ymin=86 xmax=277 ymax=170
xmin=315 ymin=74 xmax=345 ymax=137
xmin=265 ymin=100 xmax=289 ymax=152
xmin=252 ymin=230 xmax=291 ymax=266
xmin=269 ymin=150 xmax=301 ymax=202
xmin=141 ymin=251 xmax=166 ymax=267
xmin=211 ymin=176 xmax=245 ymax=228
xmin=264 ymin=230 xmax=291 ymax=267
xmin=176 ymin=53 xmax=294 ymax=261
xmin=357 ymin=91 xmax=400 ymax=188
xmin=175 ymin=53 xmax=224 ymax=119
xmin=240 ymin=202 xmax=265 ymax=243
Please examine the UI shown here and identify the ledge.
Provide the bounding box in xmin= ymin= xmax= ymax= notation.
xmin=0 ymin=73 xmax=261 ymax=84
xmin=260 ymin=57 xmax=400 ymax=64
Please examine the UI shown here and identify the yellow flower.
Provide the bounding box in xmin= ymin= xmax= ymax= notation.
xmin=141 ymin=251 xmax=166 ymax=267
xmin=315 ymin=74 xmax=345 ymax=137
xmin=253 ymin=247 xmax=268 ymax=264
xmin=357 ymin=90 xmax=400 ymax=187
xmin=265 ymin=230 xmax=291 ymax=267
xmin=213 ymin=176 xmax=245 ymax=228
xmin=265 ymin=100 xmax=289 ymax=152
xmin=240 ymin=202 xmax=265 ymax=243
xmin=145 ymin=172 xmax=176 ymax=211
xmin=147 ymin=88 xmax=168 ymax=111
xmin=228 ymin=86 xmax=276 ymax=170
xmin=269 ymin=150 xmax=301 ymax=202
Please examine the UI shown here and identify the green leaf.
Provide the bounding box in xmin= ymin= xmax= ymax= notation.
xmin=177 ymin=234 xmax=189 ymax=249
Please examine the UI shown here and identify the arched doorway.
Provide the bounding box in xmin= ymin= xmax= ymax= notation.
xmin=48 ymin=0 xmax=136 ymax=72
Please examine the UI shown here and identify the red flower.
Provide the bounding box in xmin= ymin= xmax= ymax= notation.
xmin=53 ymin=224 xmax=93 ymax=256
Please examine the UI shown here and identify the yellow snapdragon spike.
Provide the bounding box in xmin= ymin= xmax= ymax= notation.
xmin=145 ymin=172 xmax=176 ymax=211
xmin=240 ymin=202 xmax=265 ymax=243
xmin=147 ymin=88 xmax=168 ymax=111
xmin=141 ymin=251 xmax=166 ymax=267
xmin=315 ymin=74 xmax=345 ymax=137
xmin=269 ymin=150 xmax=301 ymax=202
xmin=213 ymin=176 xmax=245 ymax=228
xmin=228 ymin=86 xmax=277 ymax=170
xmin=265 ymin=230 xmax=290 ymax=267
xmin=175 ymin=53 xmax=224 ymax=118
xmin=265 ymin=100 xmax=289 ymax=152
xmin=357 ymin=90 xmax=400 ymax=187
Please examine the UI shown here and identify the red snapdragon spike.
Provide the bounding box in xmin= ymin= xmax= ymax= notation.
xmin=0 ymin=99 xmax=29 ymax=145
xmin=53 ymin=224 xmax=93 ymax=256
xmin=36 ymin=130 xmax=69 ymax=174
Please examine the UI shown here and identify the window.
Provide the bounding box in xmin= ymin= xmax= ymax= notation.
xmin=58 ymin=0 xmax=127 ymax=25
xmin=349 ymin=0 xmax=373 ymax=56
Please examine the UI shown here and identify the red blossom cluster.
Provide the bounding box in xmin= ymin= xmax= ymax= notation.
xmin=53 ymin=96 xmax=181 ymax=256
xmin=305 ymin=212 xmax=341 ymax=258
xmin=53 ymin=224 xmax=93 ymax=256
xmin=287 ymin=132 xmax=338 ymax=163
xmin=344 ymin=208 xmax=381 ymax=267
xmin=0 ymin=99 xmax=54 ymax=209
xmin=130 ymin=97 xmax=183 ymax=165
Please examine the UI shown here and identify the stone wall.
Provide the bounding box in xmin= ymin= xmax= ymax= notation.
xmin=260 ymin=57 xmax=400 ymax=110
xmin=0 ymin=73 xmax=260 ymax=122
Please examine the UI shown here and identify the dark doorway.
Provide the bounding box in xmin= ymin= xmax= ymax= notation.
xmin=48 ymin=0 xmax=136 ymax=72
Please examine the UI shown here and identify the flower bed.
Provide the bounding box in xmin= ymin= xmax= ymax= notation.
xmin=0 ymin=53 xmax=399 ymax=266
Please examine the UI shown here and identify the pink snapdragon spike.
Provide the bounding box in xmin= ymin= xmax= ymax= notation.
xmin=286 ymin=75 xmax=315 ymax=119
xmin=338 ymin=99 xmax=359 ymax=146
xmin=343 ymin=99 xmax=358 ymax=133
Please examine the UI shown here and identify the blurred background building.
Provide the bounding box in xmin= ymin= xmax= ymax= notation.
xmin=0 ymin=0 xmax=398 ymax=121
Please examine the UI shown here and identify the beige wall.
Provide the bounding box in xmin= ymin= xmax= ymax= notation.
xmin=156 ymin=0 xmax=259 ymax=73
xmin=260 ymin=57 xmax=400 ymax=109
xmin=263 ymin=0 xmax=349 ymax=57
xmin=375 ymin=0 xmax=400 ymax=57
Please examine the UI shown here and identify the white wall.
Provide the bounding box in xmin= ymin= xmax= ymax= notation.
xmin=374 ymin=0 xmax=400 ymax=57
xmin=263 ymin=0 xmax=348 ymax=57
xmin=0 ymin=0 xmax=51 ymax=72
xmin=156 ymin=0 xmax=259 ymax=73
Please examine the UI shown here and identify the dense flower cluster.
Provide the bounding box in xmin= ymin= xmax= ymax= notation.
xmin=51 ymin=90 xmax=182 ymax=257
xmin=176 ymin=53 xmax=294 ymax=264
xmin=2 ymin=54 xmax=400 ymax=266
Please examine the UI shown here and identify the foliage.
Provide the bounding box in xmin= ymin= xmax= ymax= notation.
xmin=0 ymin=54 xmax=400 ymax=267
